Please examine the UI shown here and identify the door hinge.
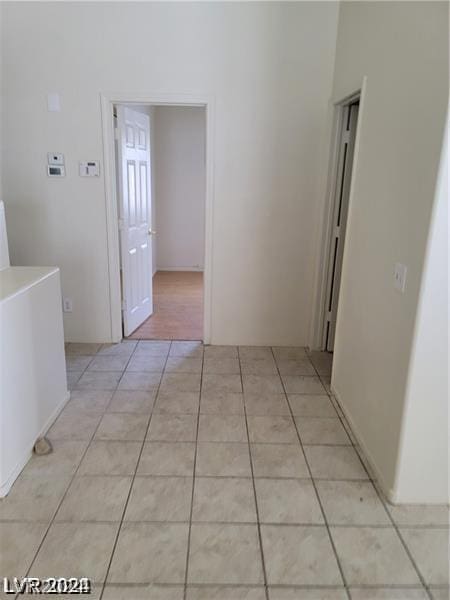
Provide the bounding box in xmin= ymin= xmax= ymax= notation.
xmin=343 ymin=129 xmax=350 ymax=144
xmin=326 ymin=310 xmax=332 ymax=322
xmin=334 ymin=225 xmax=341 ymax=239
xmin=121 ymin=299 xmax=127 ymax=311
xmin=114 ymin=127 xmax=119 ymax=141
xmin=118 ymin=218 xmax=125 ymax=230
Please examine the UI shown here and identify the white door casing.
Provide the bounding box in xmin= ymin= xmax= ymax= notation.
xmin=117 ymin=106 xmax=153 ymax=336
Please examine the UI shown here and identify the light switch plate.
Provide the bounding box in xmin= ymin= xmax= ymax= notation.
xmin=79 ymin=161 xmax=100 ymax=177
xmin=47 ymin=93 xmax=61 ymax=112
xmin=394 ymin=262 xmax=407 ymax=293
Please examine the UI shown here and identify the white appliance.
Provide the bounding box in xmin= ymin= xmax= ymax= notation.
xmin=0 ymin=201 xmax=69 ymax=496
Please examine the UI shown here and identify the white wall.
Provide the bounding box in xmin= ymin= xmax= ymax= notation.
xmin=0 ymin=2 xmax=339 ymax=344
xmin=395 ymin=114 xmax=449 ymax=504
xmin=153 ymin=106 xmax=205 ymax=272
xmin=330 ymin=1 xmax=449 ymax=502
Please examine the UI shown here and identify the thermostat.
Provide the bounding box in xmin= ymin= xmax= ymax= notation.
xmin=79 ymin=161 xmax=100 ymax=177
xmin=47 ymin=165 xmax=65 ymax=177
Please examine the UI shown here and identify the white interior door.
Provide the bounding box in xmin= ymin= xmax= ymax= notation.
xmin=117 ymin=106 xmax=153 ymax=336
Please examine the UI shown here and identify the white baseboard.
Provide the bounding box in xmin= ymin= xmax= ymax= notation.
xmin=331 ymin=384 xmax=398 ymax=504
xmin=156 ymin=267 xmax=204 ymax=272
xmin=0 ymin=389 xmax=70 ymax=497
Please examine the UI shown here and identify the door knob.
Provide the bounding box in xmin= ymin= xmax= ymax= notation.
xmin=148 ymin=229 xmax=156 ymax=236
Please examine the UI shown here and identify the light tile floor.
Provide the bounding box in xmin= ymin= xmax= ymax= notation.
xmin=1 ymin=341 xmax=449 ymax=600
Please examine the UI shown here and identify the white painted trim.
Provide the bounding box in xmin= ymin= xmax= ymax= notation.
xmin=309 ymin=78 xmax=367 ymax=351
xmin=100 ymin=92 xmax=215 ymax=344
xmin=0 ymin=390 xmax=70 ymax=497
xmin=156 ymin=267 xmax=204 ymax=273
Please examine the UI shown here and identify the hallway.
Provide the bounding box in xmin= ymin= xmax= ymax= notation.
xmin=1 ymin=341 xmax=447 ymax=599
xmin=128 ymin=272 xmax=203 ymax=341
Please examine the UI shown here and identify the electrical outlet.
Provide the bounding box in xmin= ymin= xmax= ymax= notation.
xmin=63 ymin=298 xmax=73 ymax=312
xmin=394 ymin=263 xmax=407 ymax=293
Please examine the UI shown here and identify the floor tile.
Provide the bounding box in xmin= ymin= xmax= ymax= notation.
xmin=135 ymin=340 xmax=171 ymax=356
xmin=118 ymin=371 xmax=162 ymax=391
xmin=296 ymin=417 xmax=350 ymax=445
xmin=147 ymin=414 xmax=198 ymax=441
xmin=304 ymin=445 xmax=368 ymax=479
xmin=288 ymin=395 xmax=338 ymax=417
xmin=165 ymin=357 xmax=203 ymax=373
xmin=88 ymin=355 xmax=130 ymax=372
xmin=48 ymin=411 xmax=102 ymax=440
xmin=65 ymin=342 xmax=102 ymax=355
xmin=255 ymin=478 xmax=323 ymax=524
xmin=125 ymin=476 xmax=192 ymax=522
xmin=387 ymin=503 xmax=450 ymax=526
xmin=261 ymin=525 xmax=342 ymax=585
xmin=202 ymin=374 xmax=243 ymax=394
xmin=187 ymin=587 xmax=265 ymax=599
xmin=138 ymin=442 xmax=196 ymax=476
xmin=79 ymin=441 xmax=142 ymax=475
xmin=307 ymin=351 xmax=333 ymax=377
xmin=192 ymin=477 xmax=256 ymax=522
xmin=276 ymin=359 xmax=316 ymax=376
xmin=281 ymin=376 xmax=325 ymax=395
xmin=198 ymin=415 xmax=247 ymax=442
xmin=204 ymin=345 xmax=238 ymax=358
xmin=21 ymin=439 xmax=88 ymax=477
xmin=200 ymin=392 xmax=245 ymax=415
xmin=400 ymin=528 xmax=449 ymax=585
xmin=188 ymin=524 xmax=264 ymax=584
xmin=316 ymin=480 xmax=390 ymax=525
xmin=203 ymin=358 xmax=241 ymax=374
xmin=170 ymin=341 xmax=203 ymax=358
xmin=31 ymin=522 xmax=119 ymax=580
xmin=239 ymin=347 xmax=273 ymax=360
xmin=154 ymin=391 xmax=200 ymax=414
xmin=244 ymin=393 xmax=290 ymax=416
xmin=429 ymin=588 xmax=450 ymax=600
xmin=272 ymin=347 xmax=308 ymax=361
xmin=349 ymin=589 xmax=428 ymax=599
xmin=65 ymin=390 xmax=113 ymax=413
xmin=126 ymin=354 xmax=167 ymax=372
xmin=160 ymin=373 xmax=201 ymax=393
xmin=67 ymin=371 xmax=83 ymax=389
xmin=65 ymin=354 xmax=93 ymax=371
xmin=247 ymin=416 xmax=298 ymax=444
xmin=242 ymin=375 xmax=284 ymax=395
xmin=250 ymin=443 xmax=309 ymax=478
xmin=75 ymin=371 xmax=122 ymax=391
xmin=108 ymin=390 xmax=156 ymax=413
xmin=196 ymin=442 xmax=252 ymax=477
xmin=269 ymin=589 xmax=347 ymax=599
xmin=240 ymin=359 xmax=278 ymax=375
xmin=97 ymin=341 xmax=137 ymax=357
xmin=331 ymin=527 xmax=420 ymax=585
xmin=108 ymin=522 xmax=189 ymax=583
xmin=0 ymin=473 xmax=71 ymax=521
xmin=95 ymin=413 xmax=149 ymax=441
xmin=103 ymin=585 xmax=184 ymax=599
xmin=56 ymin=475 xmax=132 ymax=521
xmin=0 ymin=522 xmax=47 ymax=577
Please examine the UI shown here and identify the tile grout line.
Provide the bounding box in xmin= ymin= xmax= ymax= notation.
xmin=271 ymin=347 xmax=352 ymax=600
xmin=183 ymin=344 xmax=204 ymax=600
xmin=307 ymin=351 xmax=434 ymax=599
xmin=97 ymin=340 xmax=172 ymax=599
xmin=326 ymin=393 xmax=435 ymax=598
xmin=238 ymin=346 xmax=271 ymax=600
xmin=21 ymin=342 xmax=138 ymax=600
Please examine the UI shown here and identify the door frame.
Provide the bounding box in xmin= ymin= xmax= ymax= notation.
xmin=309 ymin=77 xmax=367 ymax=351
xmin=100 ymin=92 xmax=215 ymax=343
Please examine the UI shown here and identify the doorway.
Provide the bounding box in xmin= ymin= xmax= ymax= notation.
xmin=322 ymin=95 xmax=361 ymax=352
xmin=101 ymin=94 xmax=213 ymax=344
